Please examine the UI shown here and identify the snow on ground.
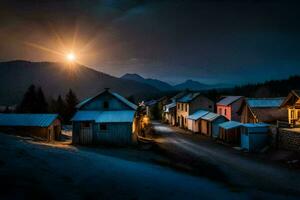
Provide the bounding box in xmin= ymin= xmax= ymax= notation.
xmin=0 ymin=132 xmax=249 ymax=200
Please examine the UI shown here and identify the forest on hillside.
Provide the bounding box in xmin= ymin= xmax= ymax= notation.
xmin=203 ymin=75 xmax=300 ymax=102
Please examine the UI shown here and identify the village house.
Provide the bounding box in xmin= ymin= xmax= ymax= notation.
xmin=163 ymin=102 xmax=177 ymax=126
xmin=0 ymin=113 xmax=61 ymax=141
xmin=216 ymin=96 xmax=244 ymax=121
xmin=162 ymin=90 xmax=190 ymax=125
xmin=176 ymin=92 xmax=214 ymax=128
xmin=187 ymin=110 xmax=209 ymax=133
xmin=280 ymin=90 xmax=300 ymax=127
xmin=199 ymin=112 xmax=227 ymax=137
xmin=71 ymin=89 xmax=137 ymax=145
xmin=239 ymin=98 xmax=287 ymax=124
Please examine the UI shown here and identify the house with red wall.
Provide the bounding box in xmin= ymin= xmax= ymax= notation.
xmin=216 ymin=96 xmax=244 ymax=121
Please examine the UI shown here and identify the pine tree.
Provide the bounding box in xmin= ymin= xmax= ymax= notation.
xmin=56 ymin=95 xmax=66 ymax=122
xmin=36 ymin=87 xmax=48 ymax=112
xmin=17 ymin=84 xmax=37 ymax=113
xmin=65 ymin=89 xmax=78 ymax=123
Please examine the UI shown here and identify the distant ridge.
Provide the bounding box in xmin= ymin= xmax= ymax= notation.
xmin=121 ymin=73 xmax=174 ymax=91
xmin=0 ymin=60 xmax=159 ymax=105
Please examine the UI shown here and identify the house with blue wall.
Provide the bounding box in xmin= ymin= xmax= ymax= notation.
xmin=240 ymin=123 xmax=270 ymax=152
xmin=71 ymin=89 xmax=137 ymax=145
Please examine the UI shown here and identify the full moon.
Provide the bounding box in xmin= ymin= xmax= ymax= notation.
xmin=66 ymin=53 xmax=76 ymax=62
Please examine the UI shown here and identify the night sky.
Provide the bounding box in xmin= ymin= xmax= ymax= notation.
xmin=1 ymin=0 xmax=300 ymax=84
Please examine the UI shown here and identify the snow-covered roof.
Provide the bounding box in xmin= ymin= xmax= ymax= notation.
xmin=242 ymin=123 xmax=269 ymax=128
xmin=0 ymin=114 xmax=58 ymax=127
xmin=111 ymin=92 xmax=137 ymax=110
xmin=218 ymin=121 xmax=241 ymax=130
xmin=217 ymin=96 xmax=243 ymax=106
xmin=201 ymin=112 xmax=222 ymax=121
xmin=177 ymin=92 xmax=201 ymax=103
xmin=246 ymin=98 xmax=284 ymax=108
xmin=76 ymin=90 xmax=137 ymax=110
xmin=187 ymin=110 xmax=209 ymax=120
xmin=71 ymin=110 xmax=135 ymax=123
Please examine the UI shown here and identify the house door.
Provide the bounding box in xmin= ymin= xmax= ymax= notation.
xmin=80 ymin=122 xmax=93 ymax=144
xmin=54 ymin=125 xmax=60 ymax=140
xmin=180 ymin=116 xmax=184 ymax=127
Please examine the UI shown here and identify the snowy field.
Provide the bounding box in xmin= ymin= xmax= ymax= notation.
xmin=0 ymin=132 xmax=297 ymax=200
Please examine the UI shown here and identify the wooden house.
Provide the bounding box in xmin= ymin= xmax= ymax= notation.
xmin=71 ymin=89 xmax=137 ymax=145
xmin=280 ymin=90 xmax=300 ymax=127
xmin=239 ymin=98 xmax=287 ymax=124
xmin=240 ymin=123 xmax=270 ymax=152
xmin=176 ymin=92 xmax=214 ymax=128
xmin=218 ymin=121 xmax=242 ymax=145
xmin=187 ymin=110 xmax=209 ymax=132
xmin=0 ymin=114 xmax=61 ymax=141
xmin=199 ymin=112 xmax=227 ymax=137
xmin=216 ymin=96 xmax=244 ymax=121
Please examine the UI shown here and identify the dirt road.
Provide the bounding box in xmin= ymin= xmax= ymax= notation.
xmin=152 ymin=121 xmax=300 ymax=198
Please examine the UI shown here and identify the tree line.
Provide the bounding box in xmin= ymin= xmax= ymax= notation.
xmin=15 ymin=85 xmax=78 ymax=123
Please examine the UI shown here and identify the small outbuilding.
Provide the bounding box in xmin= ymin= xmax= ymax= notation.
xmin=0 ymin=114 xmax=61 ymax=141
xmin=187 ymin=110 xmax=209 ymax=133
xmin=218 ymin=121 xmax=242 ymax=145
xmin=72 ymin=89 xmax=137 ymax=145
xmin=240 ymin=123 xmax=270 ymax=152
xmin=200 ymin=112 xmax=228 ymax=137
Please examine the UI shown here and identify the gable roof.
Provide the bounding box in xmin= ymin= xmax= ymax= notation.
xmin=76 ymin=90 xmax=137 ymax=110
xmin=217 ymin=96 xmax=243 ymax=106
xmin=171 ymin=91 xmax=190 ymax=102
xmin=177 ymin=92 xmax=201 ymax=103
xmin=201 ymin=112 xmax=224 ymax=122
xmin=280 ymin=90 xmax=300 ymax=107
xmin=219 ymin=121 xmax=241 ymax=130
xmin=0 ymin=114 xmax=58 ymax=127
xmin=71 ymin=110 xmax=135 ymax=123
xmin=246 ymin=98 xmax=284 ymax=108
xmin=187 ymin=110 xmax=209 ymax=120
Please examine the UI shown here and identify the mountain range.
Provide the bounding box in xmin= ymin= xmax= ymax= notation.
xmin=0 ymin=61 xmax=159 ymax=105
xmin=121 ymin=73 xmax=231 ymax=91
xmin=0 ymin=60 xmax=232 ymax=105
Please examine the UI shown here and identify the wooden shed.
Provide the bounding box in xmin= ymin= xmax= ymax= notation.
xmin=0 ymin=114 xmax=61 ymax=141
xmin=240 ymin=123 xmax=270 ymax=152
xmin=218 ymin=121 xmax=242 ymax=145
xmin=187 ymin=110 xmax=209 ymax=133
xmin=71 ymin=89 xmax=137 ymax=145
xmin=200 ymin=112 xmax=228 ymax=137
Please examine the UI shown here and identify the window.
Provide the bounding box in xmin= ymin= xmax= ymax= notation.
xmin=219 ymin=108 xmax=222 ymax=114
xmin=103 ymin=101 xmax=109 ymax=109
xmin=100 ymin=123 xmax=107 ymax=131
xmin=224 ymin=109 xmax=227 ymax=115
xmin=177 ymin=104 xmax=180 ymax=110
xmin=185 ymin=104 xmax=187 ymax=112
